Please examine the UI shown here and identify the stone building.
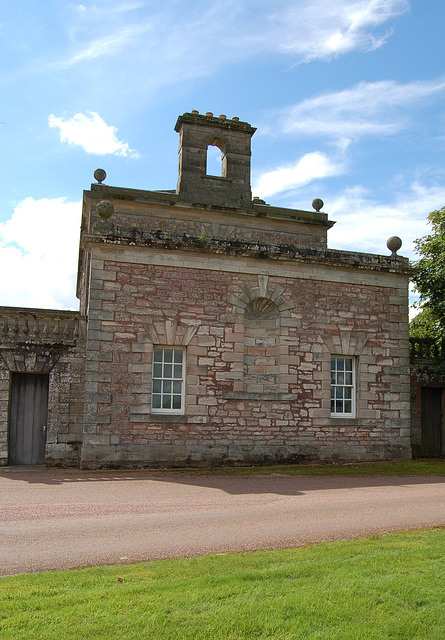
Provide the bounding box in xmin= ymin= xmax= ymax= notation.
xmin=0 ymin=111 xmax=412 ymax=468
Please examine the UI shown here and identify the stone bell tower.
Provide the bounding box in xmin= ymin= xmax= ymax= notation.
xmin=174 ymin=111 xmax=256 ymax=210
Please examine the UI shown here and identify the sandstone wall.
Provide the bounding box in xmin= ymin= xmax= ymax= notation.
xmin=80 ymin=242 xmax=411 ymax=468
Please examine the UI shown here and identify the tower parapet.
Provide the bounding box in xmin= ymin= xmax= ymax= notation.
xmin=174 ymin=111 xmax=256 ymax=209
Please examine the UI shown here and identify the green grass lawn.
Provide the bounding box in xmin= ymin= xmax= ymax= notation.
xmin=167 ymin=458 xmax=445 ymax=477
xmin=1 ymin=528 xmax=444 ymax=639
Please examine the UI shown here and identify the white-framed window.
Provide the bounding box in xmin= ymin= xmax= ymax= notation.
xmin=330 ymin=356 xmax=356 ymax=417
xmin=151 ymin=347 xmax=185 ymax=414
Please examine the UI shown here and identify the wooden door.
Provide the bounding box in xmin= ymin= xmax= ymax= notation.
xmin=421 ymin=387 xmax=443 ymax=457
xmin=8 ymin=373 xmax=49 ymax=465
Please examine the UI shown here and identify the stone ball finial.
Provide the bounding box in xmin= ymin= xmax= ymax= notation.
xmin=312 ymin=198 xmax=324 ymax=212
xmin=205 ymin=112 xmax=213 ymax=118
xmin=96 ymin=200 xmax=114 ymax=221
xmin=387 ymin=236 xmax=402 ymax=256
xmin=94 ymin=168 xmax=106 ymax=184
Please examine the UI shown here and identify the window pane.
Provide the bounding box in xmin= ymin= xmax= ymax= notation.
xmin=337 ymin=372 xmax=344 ymax=385
xmin=164 ymin=349 xmax=173 ymax=363
xmin=162 ymin=395 xmax=172 ymax=409
xmin=345 ymin=372 xmax=353 ymax=386
xmin=337 ymin=358 xmax=344 ymax=370
xmin=153 ymin=348 xmax=163 ymax=362
xmin=163 ymin=380 xmax=171 ymax=394
xmin=345 ymin=359 xmax=353 ymax=371
xmin=174 ymin=365 xmax=183 ymax=378
xmin=172 ymin=395 xmax=182 ymax=409
xmin=152 ymin=379 xmax=161 ymax=394
xmin=344 ymin=400 xmax=352 ymax=413
xmin=174 ymin=350 xmax=183 ymax=364
xmin=153 ymin=363 xmax=162 ymax=378
xmin=152 ymin=394 xmax=161 ymax=409
xmin=164 ymin=364 xmax=172 ymax=378
xmin=173 ymin=380 xmax=182 ymax=394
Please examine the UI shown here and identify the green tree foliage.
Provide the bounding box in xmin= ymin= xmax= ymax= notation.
xmin=411 ymin=205 xmax=445 ymax=339
xmin=409 ymin=308 xmax=442 ymax=340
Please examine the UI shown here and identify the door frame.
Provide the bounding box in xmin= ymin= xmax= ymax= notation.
xmin=8 ymin=372 xmax=50 ymax=465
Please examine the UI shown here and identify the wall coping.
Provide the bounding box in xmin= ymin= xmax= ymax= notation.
xmin=83 ymin=224 xmax=411 ymax=275
xmin=0 ymin=308 xmax=84 ymax=348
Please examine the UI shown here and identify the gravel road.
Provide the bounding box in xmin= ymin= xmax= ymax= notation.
xmin=1 ymin=467 xmax=444 ymax=575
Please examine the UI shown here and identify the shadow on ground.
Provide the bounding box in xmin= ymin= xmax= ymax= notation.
xmin=1 ymin=464 xmax=445 ymax=496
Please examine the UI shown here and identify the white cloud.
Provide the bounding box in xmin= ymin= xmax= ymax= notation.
xmin=68 ymin=29 xmax=145 ymax=65
xmin=38 ymin=1 xmax=409 ymax=96
xmin=271 ymin=0 xmax=409 ymax=61
xmin=271 ymin=78 xmax=445 ymax=147
xmin=253 ymin=152 xmax=344 ymax=198
xmin=48 ymin=112 xmax=139 ymax=158
xmin=326 ymin=182 xmax=445 ymax=259
xmin=0 ymin=198 xmax=81 ymax=309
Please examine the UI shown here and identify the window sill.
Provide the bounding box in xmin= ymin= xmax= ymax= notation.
xmin=149 ymin=414 xmax=187 ymax=423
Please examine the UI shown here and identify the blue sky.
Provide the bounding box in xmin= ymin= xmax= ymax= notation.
xmin=1 ymin=0 xmax=445 ymax=312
